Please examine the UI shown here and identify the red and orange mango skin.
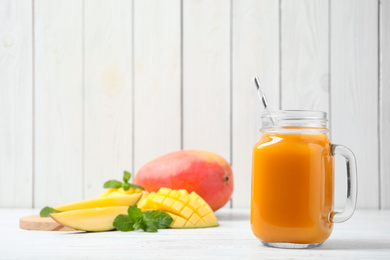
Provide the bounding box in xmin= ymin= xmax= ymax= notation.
xmin=134 ymin=150 xmax=233 ymax=211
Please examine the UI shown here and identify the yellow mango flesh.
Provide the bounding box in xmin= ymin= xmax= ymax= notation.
xmin=98 ymin=187 xmax=143 ymax=198
xmin=138 ymin=187 xmax=218 ymax=228
xmin=52 ymin=193 xmax=142 ymax=212
xmin=50 ymin=206 xmax=128 ymax=231
xmin=97 ymin=188 xmax=116 ymax=197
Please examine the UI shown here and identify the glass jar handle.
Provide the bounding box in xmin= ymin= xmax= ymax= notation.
xmin=329 ymin=144 xmax=358 ymax=223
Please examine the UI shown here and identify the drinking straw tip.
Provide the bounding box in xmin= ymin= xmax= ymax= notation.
xmin=253 ymin=77 xmax=261 ymax=90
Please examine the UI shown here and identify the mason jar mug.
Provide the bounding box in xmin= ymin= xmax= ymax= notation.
xmin=251 ymin=110 xmax=357 ymax=249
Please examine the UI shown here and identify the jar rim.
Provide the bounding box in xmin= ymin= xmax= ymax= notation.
xmin=260 ymin=110 xmax=328 ymax=133
xmin=261 ymin=110 xmax=327 ymax=121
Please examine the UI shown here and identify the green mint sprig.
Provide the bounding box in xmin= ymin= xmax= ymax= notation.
xmin=113 ymin=206 xmax=173 ymax=232
xmin=40 ymin=206 xmax=58 ymax=217
xmin=103 ymin=171 xmax=144 ymax=191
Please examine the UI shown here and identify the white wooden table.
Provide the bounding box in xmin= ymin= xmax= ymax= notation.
xmin=1 ymin=209 xmax=389 ymax=259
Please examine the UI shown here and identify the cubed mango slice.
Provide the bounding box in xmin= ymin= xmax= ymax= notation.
xmin=138 ymin=188 xmax=218 ymax=228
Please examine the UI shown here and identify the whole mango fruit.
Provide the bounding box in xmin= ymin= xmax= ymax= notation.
xmin=134 ymin=150 xmax=233 ymax=211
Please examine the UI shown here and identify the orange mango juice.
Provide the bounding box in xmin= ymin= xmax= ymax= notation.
xmin=251 ymin=132 xmax=334 ymax=244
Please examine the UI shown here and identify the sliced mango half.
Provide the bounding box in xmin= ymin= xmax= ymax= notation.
xmin=50 ymin=206 xmax=128 ymax=231
xmin=138 ymin=187 xmax=218 ymax=228
xmin=52 ymin=192 xmax=142 ymax=212
xmin=98 ymin=187 xmax=143 ymax=198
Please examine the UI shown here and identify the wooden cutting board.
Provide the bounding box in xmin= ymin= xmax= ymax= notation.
xmin=19 ymin=215 xmax=76 ymax=231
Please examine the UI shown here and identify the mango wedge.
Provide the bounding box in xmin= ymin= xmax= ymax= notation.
xmin=138 ymin=188 xmax=218 ymax=228
xmin=98 ymin=187 xmax=143 ymax=198
xmin=52 ymin=193 xmax=142 ymax=212
xmin=50 ymin=206 xmax=128 ymax=231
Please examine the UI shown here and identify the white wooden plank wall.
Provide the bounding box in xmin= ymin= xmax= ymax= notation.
xmin=34 ymin=0 xmax=83 ymax=207
xmin=0 ymin=0 xmax=33 ymax=207
xmin=281 ymin=0 xmax=329 ymax=114
xmin=331 ymin=0 xmax=379 ymax=209
xmin=183 ymin=0 xmax=231 ymax=162
xmin=84 ymin=0 xmax=133 ymax=199
xmin=0 ymin=0 xmax=388 ymax=209
xmin=380 ymin=0 xmax=390 ymax=209
xmin=134 ymin=0 xmax=181 ymax=172
xmin=232 ymin=0 xmax=279 ymax=208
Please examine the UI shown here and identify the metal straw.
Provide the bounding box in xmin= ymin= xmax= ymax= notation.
xmin=253 ymin=76 xmax=275 ymax=125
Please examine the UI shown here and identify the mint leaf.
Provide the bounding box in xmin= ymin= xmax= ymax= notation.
xmin=102 ymin=171 xmax=144 ymax=191
xmin=123 ymin=182 xmax=130 ymax=191
xmin=128 ymin=206 xmax=142 ymax=223
xmin=103 ymin=180 xmax=122 ymax=189
xmin=133 ymin=221 xmax=145 ymax=230
xmin=123 ymin=171 xmax=131 ymax=183
xmin=113 ymin=207 xmax=173 ymax=233
xmin=129 ymin=184 xmax=145 ymax=190
xmin=142 ymin=210 xmax=173 ymax=229
xmin=40 ymin=206 xmax=58 ymax=217
xmin=144 ymin=223 xmax=158 ymax=233
xmin=113 ymin=214 xmax=134 ymax=231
